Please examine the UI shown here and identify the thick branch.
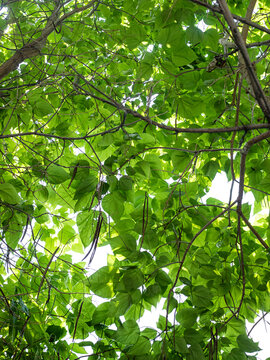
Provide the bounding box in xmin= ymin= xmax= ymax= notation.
xmin=72 ymin=80 xmax=270 ymax=134
xmin=0 ymin=1 xmax=97 ymax=80
xmin=188 ymin=0 xmax=270 ymax=35
xmin=1 ymin=123 xmax=270 ymax=142
xmin=217 ymin=0 xmax=270 ymax=120
xmin=241 ymin=0 xmax=257 ymax=42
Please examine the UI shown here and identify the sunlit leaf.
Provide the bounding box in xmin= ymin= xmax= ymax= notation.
xmin=76 ymin=211 xmax=94 ymax=247
xmin=102 ymin=192 xmax=124 ymax=221
xmin=176 ymin=308 xmax=198 ymax=328
xmin=46 ymin=164 xmax=70 ymax=184
xmin=115 ymin=320 xmax=140 ymax=345
xmin=0 ymin=183 xmax=21 ymax=204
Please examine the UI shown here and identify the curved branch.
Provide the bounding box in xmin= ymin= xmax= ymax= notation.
xmin=0 ymin=0 xmax=98 ymax=80
xmin=237 ymin=130 xmax=270 ymax=211
xmin=1 ymin=123 xmax=270 ymax=142
xmin=217 ymin=0 xmax=270 ymax=120
xmin=165 ymin=200 xmax=237 ymax=330
xmin=70 ymin=81 xmax=270 ymax=134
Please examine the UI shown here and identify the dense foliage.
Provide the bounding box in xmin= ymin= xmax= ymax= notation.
xmin=1 ymin=0 xmax=270 ymax=358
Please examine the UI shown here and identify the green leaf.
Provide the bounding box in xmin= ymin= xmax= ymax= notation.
xmin=155 ymin=270 xmax=172 ymax=288
xmin=118 ymin=176 xmax=133 ymax=191
xmin=187 ymin=343 xmax=206 ymax=360
xmin=226 ymin=318 xmax=246 ymax=337
xmin=172 ymin=45 xmax=197 ymax=67
xmin=0 ymin=18 xmax=7 ymax=31
xmin=74 ymin=175 xmax=98 ymax=199
xmin=34 ymin=204 xmax=49 ymax=224
xmin=35 ymin=99 xmax=54 ymax=116
xmin=176 ymin=308 xmax=197 ymax=328
xmin=46 ymin=325 xmax=66 ymax=342
xmin=202 ymin=160 xmax=219 ymax=180
xmin=157 ymin=315 xmax=171 ymax=330
xmin=171 ymin=151 xmax=191 ymax=172
xmin=203 ymin=28 xmax=219 ymax=52
xmin=115 ymin=320 xmax=140 ymax=345
xmin=5 ymin=216 xmax=23 ymax=249
xmin=0 ymin=183 xmax=21 ymax=204
xmin=88 ymin=266 xmax=114 ymax=298
xmin=58 ymin=224 xmax=76 ymax=243
xmin=237 ymin=334 xmax=261 ymax=353
xmin=91 ymin=302 xmax=115 ymax=325
xmin=77 ymin=211 xmax=94 ymax=247
xmin=122 ymin=268 xmax=144 ymax=292
xmin=192 ymin=286 xmax=212 ymax=307
xmin=46 ymin=164 xmax=70 ymax=184
xmin=177 ymin=96 xmax=204 ymax=118
xmin=143 ymin=284 xmax=161 ymax=306
xmin=135 ymin=160 xmax=151 ymax=178
xmin=175 ymin=336 xmax=188 ymax=353
xmin=186 ymin=26 xmax=203 ymax=44
xmin=224 ymin=348 xmax=246 ymax=360
xmin=109 ymin=233 xmax=137 ymax=258
xmin=121 ymin=22 xmax=147 ymax=49
xmin=71 ymin=343 xmax=87 ymax=354
xmin=114 ymin=292 xmax=133 ymax=316
xmin=141 ymin=328 xmax=157 ymax=339
xmin=127 ymin=336 xmax=151 ymax=355
xmin=102 ymin=192 xmax=124 ymax=221
xmin=184 ymin=329 xmax=203 ymax=345
xmin=34 ymin=185 xmax=49 ymax=202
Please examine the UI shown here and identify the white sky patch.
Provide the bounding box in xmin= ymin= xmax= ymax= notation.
xmin=202 ymin=172 xmax=255 ymax=206
xmin=246 ymin=313 xmax=270 ymax=360
xmin=73 ymin=146 xmax=85 ymax=155
xmin=139 ymin=298 xmax=167 ymax=330
xmin=85 ymin=244 xmax=113 ymax=276
xmin=197 ymin=19 xmax=208 ymax=32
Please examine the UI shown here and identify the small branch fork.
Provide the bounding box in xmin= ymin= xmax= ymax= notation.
xmin=165 ymin=0 xmax=270 ymax=329
xmin=217 ymin=0 xmax=270 ymax=121
xmin=1 ymin=120 xmax=270 ymax=142
xmin=165 ymin=201 xmax=237 ymax=332
xmin=206 ymin=2 xmax=270 ymax=322
xmin=188 ymin=0 xmax=270 ymax=35
xmin=0 ymin=0 xmax=98 ymax=80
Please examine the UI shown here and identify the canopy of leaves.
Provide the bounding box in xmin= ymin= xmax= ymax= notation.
xmin=0 ymin=0 xmax=270 ymax=359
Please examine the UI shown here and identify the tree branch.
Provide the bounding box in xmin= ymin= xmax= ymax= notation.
xmin=165 ymin=200 xmax=237 ymax=330
xmin=237 ymin=130 xmax=270 ymax=210
xmin=0 ymin=0 xmax=98 ymax=81
xmin=1 ymin=122 xmax=270 ymax=142
xmin=241 ymin=0 xmax=257 ymax=42
xmin=188 ymin=0 xmax=270 ymax=35
xmin=240 ymin=212 xmax=269 ymax=249
xmin=217 ymin=0 xmax=270 ymax=120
